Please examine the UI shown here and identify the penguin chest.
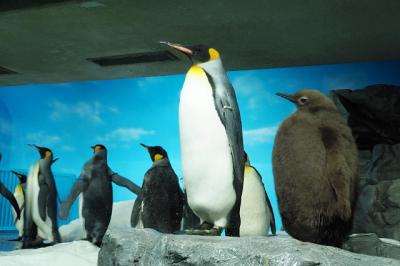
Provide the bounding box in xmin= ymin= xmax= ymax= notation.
xmin=179 ymin=70 xmax=236 ymax=221
xmin=240 ymin=167 xmax=270 ymax=236
xmin=26 ymin=163 xmax=54 ymax=241
xmin=13 ymin=189 xmax=24 ymax=236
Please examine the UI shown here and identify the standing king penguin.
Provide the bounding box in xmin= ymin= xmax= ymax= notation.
xmin=164 ymin=42 xmax=245 ymax=236
xmin=240 ymin=153 xmax=276 ymax=236
xmin=131 ymin=144 xmax=183 ymax=233
xmin=23 ymin=145 xmax=61 ymax=248
xmin=11 ymin=171 xmax=27 ymax=240
xmin=0 ymin=153 xmax=21 ymax=222
xmin=273 ymin=90 xmax=358 ymax=247
xmin=60 ymin=144 xmax=141 ymax=246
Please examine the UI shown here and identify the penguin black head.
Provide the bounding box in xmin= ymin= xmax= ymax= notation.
xmin=276 ymin=90 xmax=336 ymax=111
xmin=161 ymin=41 xmax=220 ymax=65
xmin=140 ymin=143 xmax=168 ymax=162
xmin=12 ymin=171 xmax=27 ymax=184
xmin=91 ymin=144 xmax=107 ymax=153
xmin=28 ymin=144 xmax=53 ymax=159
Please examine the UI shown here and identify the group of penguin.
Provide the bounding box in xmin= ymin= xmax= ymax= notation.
xmin=0 ymin=41 xmax=358 ymax=249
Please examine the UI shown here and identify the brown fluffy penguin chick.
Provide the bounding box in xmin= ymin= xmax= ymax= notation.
xmin=272 ymin=89 xmax=358 ymax=247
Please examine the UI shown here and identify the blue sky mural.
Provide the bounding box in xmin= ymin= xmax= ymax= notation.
xmin=1 ymin=60 xmax=400 ymax=231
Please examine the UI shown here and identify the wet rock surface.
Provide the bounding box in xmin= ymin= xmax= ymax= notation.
xmin=98 ymin=228 xmax=400 ymax=266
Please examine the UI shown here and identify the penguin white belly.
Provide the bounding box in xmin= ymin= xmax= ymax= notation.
xmin=179 ymin=68 xmax=236 ymax=227
xmin=79 ymin=194 xmax=87 ymax=238
xmin=26 ymin=163 xmax=54 ymax=242
xmin=135 ymin=201 xmax=144 ymax=229
xmin=13 ymin=190 xmax=24 ymax=237
xmin=240 ymin=167 xmax=270 ymax=236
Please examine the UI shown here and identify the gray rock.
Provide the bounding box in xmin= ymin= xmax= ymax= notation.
xmin=330 ymin=86 xmax=400 ymax=246
xmin=351 ymin=144 xmax=400 ymax=240
xmin=343 ymin=233 xmax=400 ymax=260
xmin=388 ymin=180 xmax=400 ymax=206
xmin=98 ymin=228 xmax=400 ymax=266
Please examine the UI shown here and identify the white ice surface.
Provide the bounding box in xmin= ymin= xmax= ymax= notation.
xmin=0 ymin=241 xmax=98 ymax=266
xmin=0 ymin=200 xmax=135 ymax=266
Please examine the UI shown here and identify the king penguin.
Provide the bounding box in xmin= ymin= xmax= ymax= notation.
xmin=11 ymin=171 xmax=27 ymax=240
xmin=240 ymin=152 xmax=276 ymax=236
xmin=272 ymin=90 xmax=358 ymax=247
xmin=60 ymin=144 xmax=140 ymax=246
xmin=0 ymin=153 xmax=21 ymax=221
xmin=131 ymin=144 xmax=183 ymax=233
xmin=23 ymin=145 xmax=61 ymax=248
xmin=164 ymin=42 xmax=245 ymax=236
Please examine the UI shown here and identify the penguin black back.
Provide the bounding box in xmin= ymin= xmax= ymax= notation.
xmin=131 ymin=144 xmax=183 ymax=233
xmin=60 ymin=144 xmax=141 ymax=246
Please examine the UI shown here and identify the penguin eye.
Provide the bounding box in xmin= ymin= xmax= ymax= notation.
xmin=298 ymin=96 xmax=309 ymax=105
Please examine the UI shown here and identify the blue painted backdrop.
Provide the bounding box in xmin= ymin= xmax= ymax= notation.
xmin=0 ymin=60 xmax=400 ymax=231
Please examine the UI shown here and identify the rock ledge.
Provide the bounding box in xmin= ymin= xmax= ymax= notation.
xmin=98 ymin=229 xmax=400 ymax=266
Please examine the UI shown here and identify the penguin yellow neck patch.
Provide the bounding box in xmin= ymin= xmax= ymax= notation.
xmin=244 ymin=165 xmax=254 ymax=175
xmin=154 ymin=154 xmax=164 ymax=161
xmin=15 ymin=184 xmax=23 ymax=194
xmin=45 ymin=151 xmax=52 ymax=158
xmin=188 ymin=65 xmax=205 ymax=75
xmin=209 ymin=48 xmax=220 ymax=60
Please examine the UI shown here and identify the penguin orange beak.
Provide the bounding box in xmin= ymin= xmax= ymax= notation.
xmin=160 ymin=41 xmax=193 ymax=56
xmin=276 ymin=93 xmax=296 ymax=103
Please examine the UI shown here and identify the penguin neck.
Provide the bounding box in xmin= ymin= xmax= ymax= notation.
xmin=198 ymin=58 xmax=225 ymax=78
xmin=298 ymin=103 xmax=338 ymax=116
xmin=151 ymin=157 xmax=170 ymax=168
xmin=93 ymin=150 xmax=107 ymax=161
xmin=39 ymin=156 xmax=52 ymax=168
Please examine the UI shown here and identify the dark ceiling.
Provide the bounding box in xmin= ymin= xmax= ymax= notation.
xmin=0 ymin=0 xmax=399 ymax=86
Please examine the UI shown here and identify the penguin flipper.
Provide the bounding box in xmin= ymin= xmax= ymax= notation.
xmin=320 ymin=126 xmax=354 ymax=220
xmin=210 ymin=76 xmax=244 ymax=236
xmin=38 ymin=183 xmax=49 ymax=221
xmin=108 ymin=168 xmax=141 ymax=195
xmin=0 ymin=182 xmax=21 ymax=220
xmin=60 ymin=177 xmax=88 ymax=219
xmin=131 ymin=193 xmax=143 ymax=227
xmin=266 ymin=192 xmax=277 ymax=236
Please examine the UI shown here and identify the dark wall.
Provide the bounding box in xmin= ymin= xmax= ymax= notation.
xmin=0 ymin=0 xmax=72 ymax=12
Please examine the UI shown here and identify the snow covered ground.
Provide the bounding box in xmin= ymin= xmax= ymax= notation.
xmin=0 ymin=200 xmax=135 ymax=266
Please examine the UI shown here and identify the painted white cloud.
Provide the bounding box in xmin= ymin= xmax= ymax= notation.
xmin=97 ymin=128 xmax=155 ymax=143
xmin=233 ymin=74 xmax=279 ymax=109
xmin=49 ymin=100 xmax=118 ymax=124
xmin=60 ymin=145 xmax=77 ymax=152
xmin=136 ymin=76 xmax=167 ymax=91
xmin=243 ymin=125 xmax=279 ymax=144
xmin=25 ymin=131 xmax=61 ymax=147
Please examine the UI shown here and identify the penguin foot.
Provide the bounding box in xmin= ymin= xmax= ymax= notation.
xmin=22 ymin=239 xmax=46 ymax=249
xmin=183 ymin=227 xmax=223 ymax=236
xmin=196 ymin=222 xmax=213 ymax=230
xmin=182 ymin=223 xmax=223 ymax=236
